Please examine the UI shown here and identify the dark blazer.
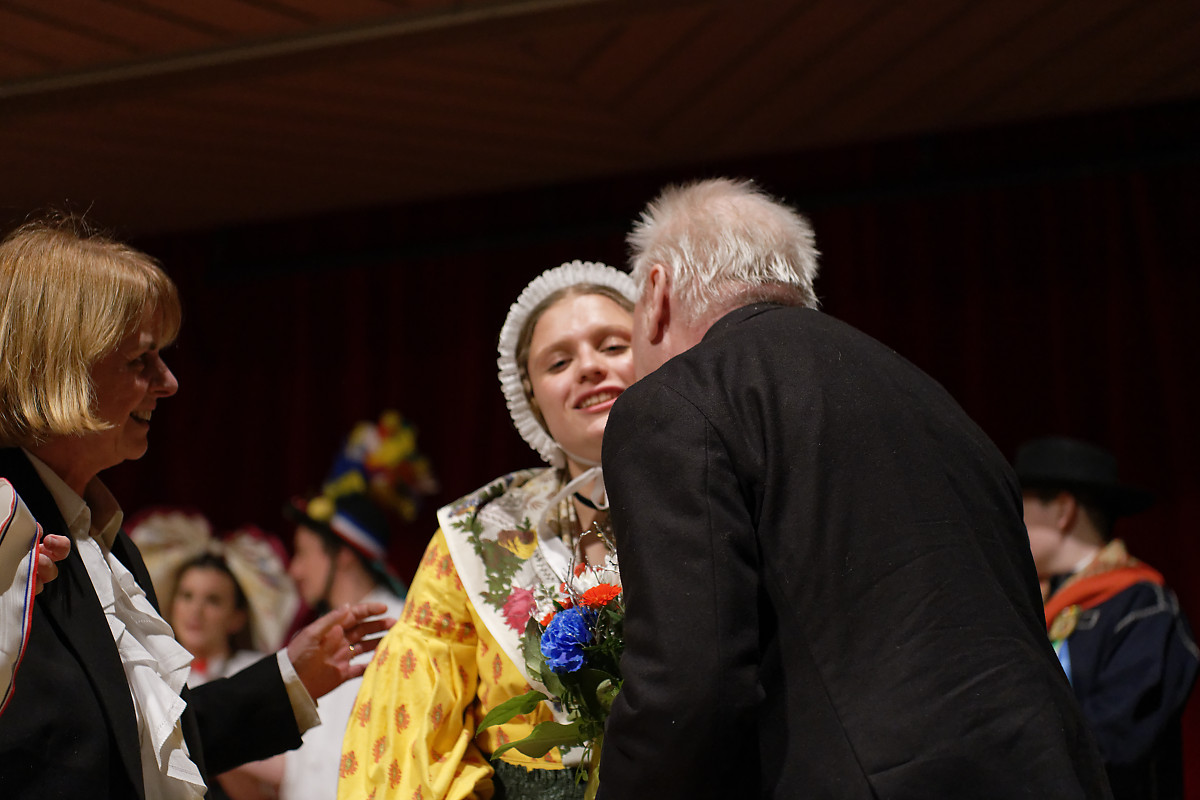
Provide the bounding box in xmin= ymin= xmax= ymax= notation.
xmin=598 ymin=305 xmax=1111 ymax=799
xmin=0 ymin=447 xmax=301 ymax=799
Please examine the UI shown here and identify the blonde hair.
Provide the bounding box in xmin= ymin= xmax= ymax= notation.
xmin=628 ymin=177 xmax=820 ymax=322
xmin=0 ymin=216 xmax=181 ymax=446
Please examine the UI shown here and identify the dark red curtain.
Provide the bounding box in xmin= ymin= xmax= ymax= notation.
xmin=99 ymin=100 xmax=1200 ymax=794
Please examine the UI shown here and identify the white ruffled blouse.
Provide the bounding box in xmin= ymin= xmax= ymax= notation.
xmin=28 ymin=453 xmax=207 ymax=799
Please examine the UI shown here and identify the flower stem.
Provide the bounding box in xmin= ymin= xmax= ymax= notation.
xmin=583 ymin=733 xmax=603 ymax=800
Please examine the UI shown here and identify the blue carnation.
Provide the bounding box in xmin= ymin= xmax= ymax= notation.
xmin=540 ymin=607 xmax=596 ymax=673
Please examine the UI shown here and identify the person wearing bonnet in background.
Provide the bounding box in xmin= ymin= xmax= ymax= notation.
xmin=0 ymin=215 xmax=393 ymax=799
xmin=337 ymin=261 xmax=637 ymax=800
xmin=130 ymin=511 xmax=300 ymax=689
xmin=1016 ymin=436 xmax=1199 ymax=800
xmin=131 ymin=510 xmax=301 ymax=800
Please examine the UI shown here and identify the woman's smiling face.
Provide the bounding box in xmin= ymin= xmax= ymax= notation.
xmin=87 ymin=309 xmax=179 ymax=472
xmin=526 ymin=292 xmax=635 ymax=476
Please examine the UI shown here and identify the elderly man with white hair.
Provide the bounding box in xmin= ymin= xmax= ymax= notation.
xmin=597 ymin=178 xmax=1112 ymax=800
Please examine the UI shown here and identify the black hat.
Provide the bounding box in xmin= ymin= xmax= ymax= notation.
xmin=1013 ymin=436 xmax=1153 ymax=517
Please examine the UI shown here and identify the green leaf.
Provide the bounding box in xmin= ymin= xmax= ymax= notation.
xmin=491 ymin=720 xmax=584 ymax=759
xmin=523 ymin=624 xmax=547 ymax=683
xmin=596 ymin=678 xmax=621 ymax=713
xmin=475 ymin=690 xmax=549 ymax=735
xmin=540 ymin=664 xmax=568 ymax=700
xmin=572 ymin=668 xmax=618 ymax=720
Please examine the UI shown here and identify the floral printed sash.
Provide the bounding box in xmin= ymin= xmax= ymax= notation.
xmin=438 ymin=468 xmax=582 ymax=705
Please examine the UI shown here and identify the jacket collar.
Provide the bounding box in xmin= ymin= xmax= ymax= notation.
xmin=703 ymin=302 xmax=799 ymax=342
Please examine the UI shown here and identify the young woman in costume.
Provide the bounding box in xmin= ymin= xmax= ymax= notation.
xmin=338 ymin=261 xmax=636 ymax=800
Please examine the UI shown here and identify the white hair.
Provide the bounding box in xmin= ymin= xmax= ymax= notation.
xmin=628 ymin=178 xmax=820 ymax=321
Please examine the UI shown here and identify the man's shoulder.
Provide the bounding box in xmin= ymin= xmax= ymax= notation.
xmin=1074 ymin=580 xmax=1191 ymax=639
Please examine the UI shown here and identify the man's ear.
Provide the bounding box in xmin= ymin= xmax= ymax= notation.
xmin=644 ymin=264 xmax=670 ymax=345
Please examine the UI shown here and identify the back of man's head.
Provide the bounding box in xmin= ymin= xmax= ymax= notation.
xmin=628 ymin=178 xmax=820 ymax=323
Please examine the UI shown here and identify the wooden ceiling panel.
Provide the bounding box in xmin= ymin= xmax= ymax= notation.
xmin=919 ymin=0 xmax=1146 ymax=129
xmin=654 ymin=0 xmax=894 ymax=154
xmin=9 ymin=0 xmax=217 ymax=55
xmin=117 ymin=0 xmax=311 ymax=37
xmin=0 ymin=47 xmax=54 ymax=78
xmin=255 ymin=0 xmax=403 ymax=24
xmin=719 ymin=1 xmax=975 ymax=155
xmin=613 ymin=4 xmax=802 ymax=135
xmin=2 ymin=0 xmax=1196 ymax=234
xmin=0 ymin=7 xmax=135 ymax=67
xmin=567 ymin=7 xmax=716 ymax=108
xmin=515 ymin=18 xmax=620 ymax=81
xmin=975 ymin=4 xmax=1199 ymax=121
xmin=1044 ymin=10 xmax=1200 ymax=110
xmin=807 ymin=0 xmax=1058 ymax=143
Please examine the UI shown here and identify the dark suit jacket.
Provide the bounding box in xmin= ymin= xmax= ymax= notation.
xmin=598 ymin=305 xmax=1111 ymax=799
xmin=0 ymin=447 xmax=302 ymax=799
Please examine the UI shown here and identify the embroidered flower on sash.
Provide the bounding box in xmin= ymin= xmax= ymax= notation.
xmin=497 ymin=528 xmax=537 ymax=559
xmin=501 ymin=587 xmax=536 ymax=631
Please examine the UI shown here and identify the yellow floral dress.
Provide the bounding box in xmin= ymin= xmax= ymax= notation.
xmin=338 ymin=469 xmax=580 ymax=800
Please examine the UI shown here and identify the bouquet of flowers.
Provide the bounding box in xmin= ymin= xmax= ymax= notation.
xmin=477 ymin=555 xmax=623 ymax=798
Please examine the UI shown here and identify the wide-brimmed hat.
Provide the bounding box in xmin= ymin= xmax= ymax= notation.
xmin=128 ymin=508 xmax=300 ymax=652
xmin=1013 ymin=436 xmax=1153 ymax=517
xmin=285 ymin=411 xmax=437 ymax=597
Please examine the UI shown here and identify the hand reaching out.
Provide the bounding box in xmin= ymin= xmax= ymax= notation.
xmin=286 ymin=602 xmax=396 ymax=700
xmin=35 ymin=534 xmax=71 ymax=595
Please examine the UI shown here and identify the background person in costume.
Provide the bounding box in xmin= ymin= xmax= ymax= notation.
xmin=596 ymin=178 xmax=1110 ymax=800
xmin=132 ymin=509 xmax=302 ymax=800
xmin=275 ymin=410 xmax=433 ymax=800
xmin=172 ymin=553 xmax=266 ymax=685
xmin=0 ymin=215 xmax=392 ymax=799
xmin=1017 ymin=436 xmax=1199 ymax=800
xmin=337 ymin=261 xmax=636 ymax=800
xmin=129 ymin=509 xmax=300 ymax=688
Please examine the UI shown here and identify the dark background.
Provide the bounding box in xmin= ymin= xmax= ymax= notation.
xmin=81 ymin=98 xmax=1200 ymax=790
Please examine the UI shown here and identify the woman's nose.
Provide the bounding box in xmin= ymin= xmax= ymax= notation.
xmin=576 ymin=348 xmax=605 ymax=381
xmin=152 ymin=354 xmax=179 ymax=397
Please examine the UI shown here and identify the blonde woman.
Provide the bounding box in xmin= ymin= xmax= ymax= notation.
xmin=0 ymin=216 xmax=390 ymax=799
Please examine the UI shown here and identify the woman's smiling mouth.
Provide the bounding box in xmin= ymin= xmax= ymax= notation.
xmin=577 ymin=389 xmax=621 ymax=410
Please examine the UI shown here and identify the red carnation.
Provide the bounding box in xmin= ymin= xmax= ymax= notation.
xmin=580 ymin=583 xmax=622 ymax=608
